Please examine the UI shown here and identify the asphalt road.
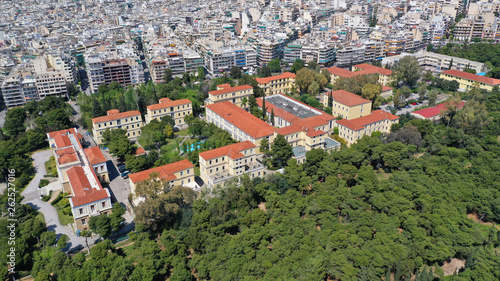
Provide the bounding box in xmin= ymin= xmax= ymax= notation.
xmin=21 ymin=150 xmax=99 ymax=250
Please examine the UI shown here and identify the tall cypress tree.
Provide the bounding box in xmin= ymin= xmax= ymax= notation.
xmin=261 ymin=95 xmax=266 ymax=120
xmin=270 ymin=109 xmax=275 ymax=126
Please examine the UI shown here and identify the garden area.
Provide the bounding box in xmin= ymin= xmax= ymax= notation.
xmin=44 ymin=156 xmax=58 ymax=177
xmin=51 ymin=193 xmax=74 ymax=225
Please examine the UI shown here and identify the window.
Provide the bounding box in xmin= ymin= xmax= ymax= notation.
xmin=180 ymin=171 xmax=184 ymax=176
xmin=102 ymin=201 xmax=106 ymax=208
xmin=90 ymin=205 xmax=95 ymax=213
xmin=79 ymin=208 xmax=83 ymax=215
xmin=81 ymin=219 xmax=86 ymax=225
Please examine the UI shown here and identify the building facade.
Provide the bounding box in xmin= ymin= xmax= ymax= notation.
xmin=92 ymin=109 xmax=143 ymax=144
xmin=145 ymin=98 xmax=193 ymax=127
xmin=322 ymin=90 xmax=372 ymax=120
xmin=255 ymin=72 xmax=296 ymax=96
xmin=206 ymin=84 xmax=253 ymax=108
xmin=199 ymin=141 xmax=265 ymax=188
xmin=440 ymin=69 xmax=500 ymax=91
xmin=336 ymin=110 xmax=399 ymax=146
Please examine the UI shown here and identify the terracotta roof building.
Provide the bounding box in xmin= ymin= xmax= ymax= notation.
xmin=92 ymin=109 xmax=143 ymax=144
xmin=336 ymin=110 xmax=399 ymax=146
xmin=47 ymin=128 xmax=112 ymax=232
xmin=207 ymin=84 xmax=253 ymax=108
xmin=145 ymin=98 xmax=192 ymax=127
xmin=255 ymin=72 xmax=296 ymax=96
xmin=440 ymin=70 xmax=500 ymax=91
xmin=128 ymin=159 xmax=195 ymax=196
xmin=198 ymin=141 xmax=264 ymax=188
xmin=324 ymin=64 xmax=393 ymax=86
xmin=411 ymin=101 xmax=465 ymax=121
xmin=321 ymin=90 xmax=372 ymax=120
xmin=205 ymin=101 xmax=275 ymax=147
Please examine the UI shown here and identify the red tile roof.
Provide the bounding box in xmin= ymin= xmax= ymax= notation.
xmin=412 ymin=101 xmax=465 ymax=119
xmin=92 ymin=110 xmax=141 ymax=124
xmin=58 ymin=153 xmax=79 ymax=165
xmin=47 ymin=128 xmax=77 ymax=139
xmin=129 ymin=159 xmax=194 ymax=184
xmin=336 ymin=110 xmax=399 ymax=131
xmin=84 ymin=147 xmax=106 ymax=166
xmin=134 ymin=147 xmax=146 ymax=156
xmin=159 ymin=97 xmax=171 ymax=103
xmin=354 ymin=63 xmax=392 ymax=76
xmin=147 ymin=99 xmax=192 ymax=111
xmin=325 ymin=66 xmax=357 ymax=77
xmin=209 ymin=85 xmax=253 ymax=96
xmin=206 ymin=102 xmax=276 ymax=139
xmin=441 ymin=70 xmax=500 ymax=86
xmin=325 ymin=90 xmax=371 ymax=107
xmin=382 ymin=85 xmax=393 ymax=92
xmin=67 ymin=166 xmax=92 ymax=197
xmin=199 ymin=141 xmax=256 ymax=160
xmin=71 ymin=189 xmax=109 ymax=207
xmin=54 ymin=133 xmax=72 ymax=149
xmin=256 ymin=72 xmax=295 ymax=84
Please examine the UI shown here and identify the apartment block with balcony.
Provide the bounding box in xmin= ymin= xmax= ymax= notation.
xmin=92 ymin=109 xmax=143 ymax=144
xmin=206 ymin=84 xmax=253 ymax=108
xmin=255 ymin=72 xmax=296 ymax=96
xmin=199 ymin=141 xmax=265 ymax=188
xmin=145 ymin=98 xmax=192 ymax=127
xmin=35 ymin=71 xmax=68 ymax=100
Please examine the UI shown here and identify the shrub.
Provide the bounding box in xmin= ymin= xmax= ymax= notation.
xmin=39 ymin=179 xmax=49 ymax=188
xmin=41 ymin=190 xmax=53 ymax=202
xmin=51 ymin=193 xmax=64 ymax=205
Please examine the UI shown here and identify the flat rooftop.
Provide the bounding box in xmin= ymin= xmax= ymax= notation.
xmin=265 ymin=95 xmax=321 ymax=120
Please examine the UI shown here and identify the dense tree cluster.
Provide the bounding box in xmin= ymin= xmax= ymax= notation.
xmin=434 ymin=43 xmax=500 ymax=78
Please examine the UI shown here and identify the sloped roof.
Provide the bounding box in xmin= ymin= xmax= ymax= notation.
xmin=199 ymin=141 xmax=256 ymax=160
xmin=147 ymin=99 xmax=192 ymax=111
xmin=325 ymin=90 xmax=371 ymax=107
xmin=206 ymin=102 xmax=275 ymax=139
xmin=128 ymin=159 xmax=194 ymax=184
xmin=441 ymin=69 xmax=500 ymax=86
xmin=209 ymin=85 xmax=253 ymax=96
xmin=412 ymin=101 xmax=465 ymax=119
xmin=256 ymin=72 xmax=295 ymax=84
xmin=336 ymin=110 xmax=399 ymax=131
xmin=92 ymin=110 xmax=141 ymax=124
xmin=84 ymin=146 xmax=106 ymax=166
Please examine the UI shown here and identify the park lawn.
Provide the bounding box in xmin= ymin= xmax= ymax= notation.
xmin=194 ymin=167 xmax=200 ymax=177
xmin=176 ymin=129 xmax=189 ymax=136
xmin=44 ymin=156 xmax=58 ymax=177
xmin=54 ymin=197 xmax=74 ymax=226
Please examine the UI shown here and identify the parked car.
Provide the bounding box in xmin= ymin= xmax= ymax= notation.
xmin=117 ymin=165 xmax=127 ymax=173
xmin=121 ymin=171 xmax=130 ymax=178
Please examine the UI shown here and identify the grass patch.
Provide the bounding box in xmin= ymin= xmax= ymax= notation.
xmin=44 ymin=156 xmax=58 ymax=177
xmin=39 ymin=179 xmax=50 ymax=188
xmin=53 ymin=195 xmax=74 ymax=225
xmin=194 ymin=167 xmax=200 ymax=177
xmin=41 ymin=190 xmax=53 ymax=202
xmin=176 ymin=129 xmax=189 ymax=136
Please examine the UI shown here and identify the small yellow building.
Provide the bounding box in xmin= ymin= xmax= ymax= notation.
xmin=336 ymin=110 xmax=399 ymax=146
xmin=145 ymin=98 xmax=192 ymax=127
xmin=128 ymin=159 xmax=195 ymax=196
xmin=198 ymin=141 xmax=265 ymax=188
xmin=92 ymin=109 xmax=143 ymax=144
xmin=440 ymin=69 xmax=500 ymax=91
xmin=322 ymin=90 xmax=372 ymax=120
xmin=256 ymin=72 xmax=296 ymax=95
xmin=207 ymin=84 xmax=254 ymax=108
